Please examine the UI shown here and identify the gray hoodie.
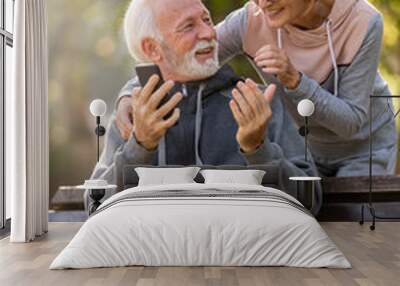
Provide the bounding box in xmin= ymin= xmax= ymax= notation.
xmin=90 ymin=65 xmax=322 ymax=215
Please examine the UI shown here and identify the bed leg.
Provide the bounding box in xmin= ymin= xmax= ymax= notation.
xmin=359 ymin=204 xmax=364 ymax=225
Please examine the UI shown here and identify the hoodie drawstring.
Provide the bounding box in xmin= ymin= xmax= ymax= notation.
xmin=277 ymin=28 xmax=283 ymax=49
xmin=195 ymin=84 xmax=206 ymax=165
xmin=158 ymin=84 xmax=206 ymax=165
xmin=276 ymin=23 xmax=339 ymax=96
xmin=325 ymin=19 xmax=339 ymax=96
xmin=158 ymin=136 xmax=167 ymax=166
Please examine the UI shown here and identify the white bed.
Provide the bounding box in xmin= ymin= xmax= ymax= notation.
xmin=50 ymin=183 xmax=350 ymax=269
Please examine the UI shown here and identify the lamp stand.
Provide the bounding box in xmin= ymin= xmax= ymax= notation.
xmin=94 ymin=116 xmax=106 ymax=162
xmin=299 ymin=117 xmax=310 ymax=163
xmin=305 ymin=116 xmax=309 ymax=162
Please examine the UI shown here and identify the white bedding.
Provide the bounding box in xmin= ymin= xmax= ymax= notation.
xmin=50 ymin=183 xmax=351 ymax=269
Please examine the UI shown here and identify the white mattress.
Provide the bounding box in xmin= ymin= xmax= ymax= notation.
xmin=50 ymin=183 xmax=350 ymax=269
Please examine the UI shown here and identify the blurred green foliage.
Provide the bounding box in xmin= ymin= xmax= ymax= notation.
xmin=370 ymin=0 xmax=400 ymax=95
xmin=47 ymin=0 xmax=400 ymax=202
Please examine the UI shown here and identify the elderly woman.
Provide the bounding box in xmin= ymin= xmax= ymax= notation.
xmin=116 ymin=0 xmax=397 ymax=177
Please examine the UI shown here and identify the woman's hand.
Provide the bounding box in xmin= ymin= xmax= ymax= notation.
xmin=116 ymin=96 xmax=134 ymax=141
xmin=254 ymin=45 xmax=301 ymax=90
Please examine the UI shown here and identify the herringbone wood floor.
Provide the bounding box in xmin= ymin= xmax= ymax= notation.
xmin=0 ymin=222 xmax=399 ymax=286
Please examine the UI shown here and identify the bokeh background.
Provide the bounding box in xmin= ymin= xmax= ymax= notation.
xmin=47 ymin=0 xmax=400 ymax=201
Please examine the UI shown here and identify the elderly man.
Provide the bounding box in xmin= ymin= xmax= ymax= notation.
xmin=89 ymin=0 xmax=322 ymax=214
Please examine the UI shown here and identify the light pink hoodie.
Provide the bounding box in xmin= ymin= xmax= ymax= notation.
xmin=243 ymin=0 xmax=378 ymax=86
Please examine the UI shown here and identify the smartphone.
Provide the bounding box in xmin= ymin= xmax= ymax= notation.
xmin=135 ymin=63 xmax=174 ymax=118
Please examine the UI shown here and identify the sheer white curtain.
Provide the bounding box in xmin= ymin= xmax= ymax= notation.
xmin=8 ymin=0 xmax=49 ymax=242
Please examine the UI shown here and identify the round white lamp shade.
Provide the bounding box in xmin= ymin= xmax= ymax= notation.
xmin=297 ymin=99 xmax=315 ymax=117
xmin=90 ymin=99 xmax=107 ymax=117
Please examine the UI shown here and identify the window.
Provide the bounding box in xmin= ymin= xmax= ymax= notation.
xmin=1 ymin=0 xmax=14 ymax=230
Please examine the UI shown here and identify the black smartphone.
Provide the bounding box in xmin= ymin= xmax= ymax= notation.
xmin=135 ymin=63 xmax=174 ymax=118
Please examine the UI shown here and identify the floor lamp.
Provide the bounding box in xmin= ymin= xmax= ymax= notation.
xmin=290 ymin=99 xmax=320 ymax=211
xmin=84 ymin=99 xmax=110 ymax=215
xmin=359 ymin=95 xmax=400 ymax=231
xmin=90 ymin=99 xmax=107 ymax=162
xmin=297 ymin=99 xmax=315 ymax=162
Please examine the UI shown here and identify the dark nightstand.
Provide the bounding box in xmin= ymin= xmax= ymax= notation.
xmin=289 ymin=177 xmax=321 ymax=210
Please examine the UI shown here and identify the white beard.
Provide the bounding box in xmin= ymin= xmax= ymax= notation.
xmin=164 ymin=40 xmax=220 ymax=79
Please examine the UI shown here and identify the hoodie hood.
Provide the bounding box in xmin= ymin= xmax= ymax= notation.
xmin=172 ymin=65 xmax=242 ymax=101
xmin=283 ymin=0 xmax=358 ymax=48
xmin=243 ymin=0 xmax=380 ymax=84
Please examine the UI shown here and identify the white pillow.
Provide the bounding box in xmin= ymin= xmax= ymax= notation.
xmin=200 ymin=169 xmax=266 ymax=185
xmin=135 ymin=167 xmax=201 ymax=186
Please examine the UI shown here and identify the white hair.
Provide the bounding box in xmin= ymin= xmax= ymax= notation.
xmin=123 ymin=0 xmax=162 ymax=62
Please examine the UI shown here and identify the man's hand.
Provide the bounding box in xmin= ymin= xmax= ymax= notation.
xmin=254 ymin=45 xmax=301 ymax=90
xmin=132 ymin=75 xmax=183 ymax=151
xmin=229 ymin=79 xmax=276 ymax=153
xmin=116 ymin=96 xmax=134 ymax=140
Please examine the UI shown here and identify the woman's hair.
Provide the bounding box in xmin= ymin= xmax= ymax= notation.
xmin=123 ymin=0 xmax=162 ymax=62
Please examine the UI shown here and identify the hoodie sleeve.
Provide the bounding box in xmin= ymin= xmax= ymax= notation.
xmin=216 ymin=5 xmax=248 ymax=64
xmin=90 ymin=115 xmax=156 ymax=189
xmin=115 ymin=76 xmax=141 ymax=107
xmin=284 ymin=14 xmax=383 ymax=138
xmin=241 ymin=96 xmax=322 ymax=215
